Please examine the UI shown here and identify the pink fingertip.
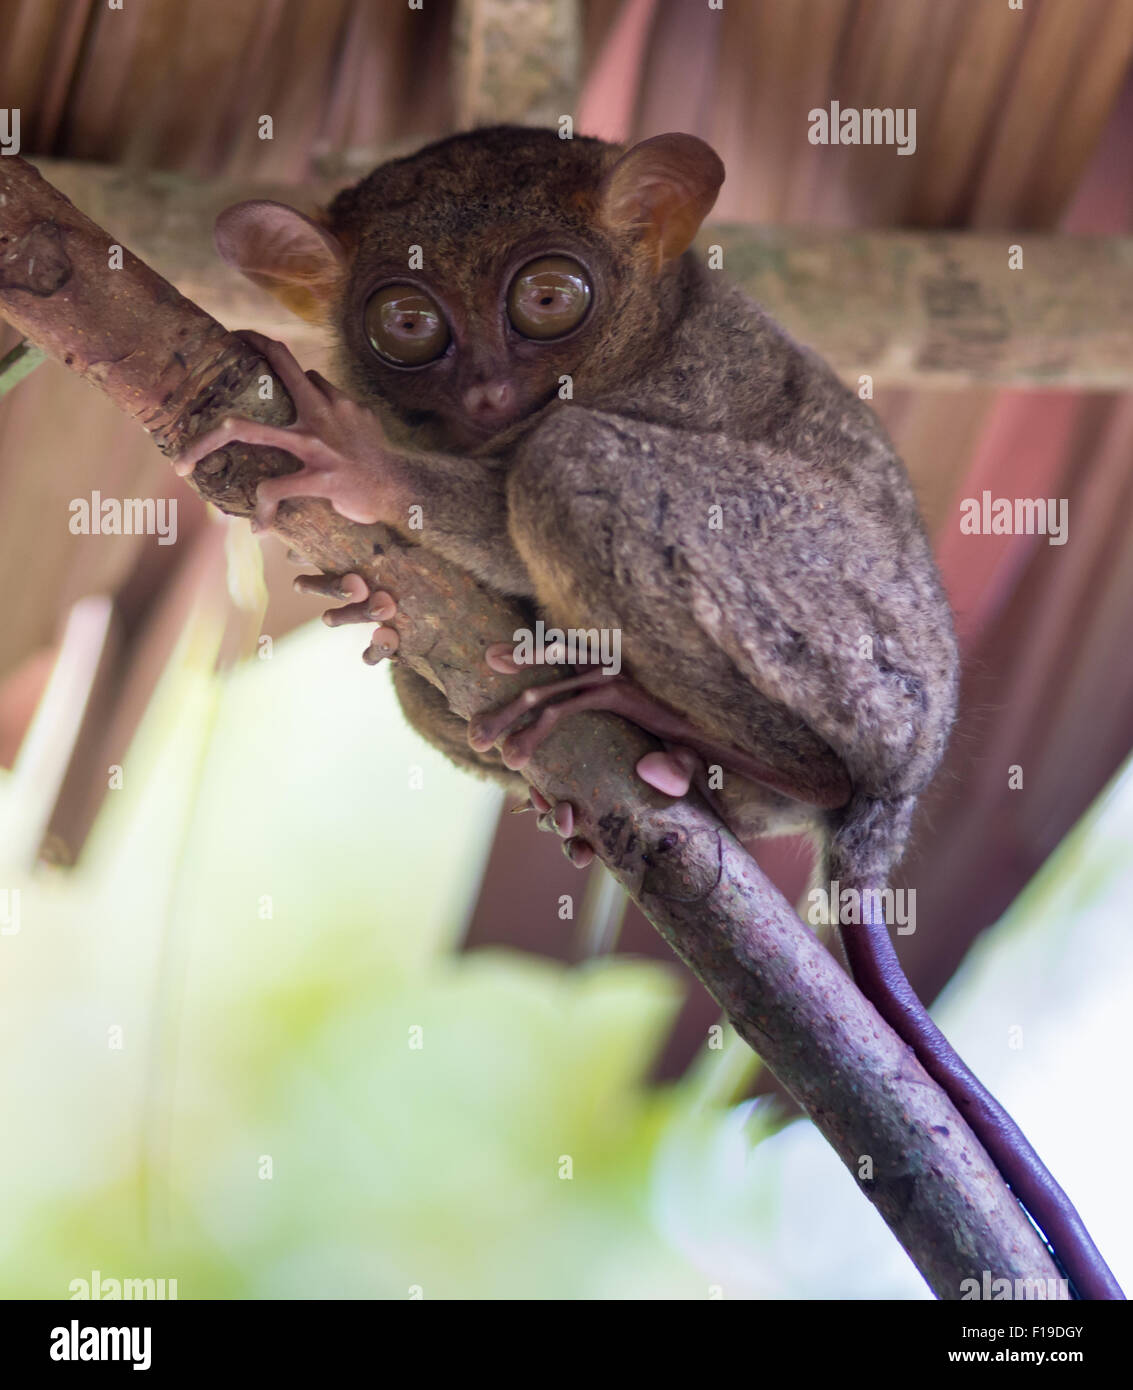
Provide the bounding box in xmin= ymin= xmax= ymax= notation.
xmin=363 ymin=626 xmax=399 ymax=665
xmin=467 ymin=719 xmax=492 ymax=753
xmin=501 ymin=738 xmax=531 ymax=771
xmin=370 ymin=624 xmax=399 ymax=655
xmin=636 ymin=751 xmax=693 ymax=797
xmin=485 ymin=642 xmax=522 ymax=674
xmin=338 ymin=573 xmax=368 ymax=602
xmin=566 ymin=840 xmax=594 ymax=869
xmin=368 ymin=590 xmax=397 ymax=620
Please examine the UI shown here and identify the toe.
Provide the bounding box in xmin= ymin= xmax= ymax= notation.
xmin=636 ymin=749 xmax=698 ymax=797
xmin=485 ymin=641 xmax=523 ymax=674
xmin=367 ymin=590 xmax=397 ymax=622
xmin=500 ymin=735 xmax=533 ymax=771
xmin=322 ymin=600 xmax=375 ymax=627
xmin=362 ymin=625 xmax=400 ymax=665
xmin=565 ymin=839 xmax=595 ymax=868
xmin=294 ymin=572 xmax=369 ymax=603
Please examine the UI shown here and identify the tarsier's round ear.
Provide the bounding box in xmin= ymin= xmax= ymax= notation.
xmin=598 ymin=133 xmax=724 ymax=269
xmin=214 ymin=200 xmax=348 ymax=325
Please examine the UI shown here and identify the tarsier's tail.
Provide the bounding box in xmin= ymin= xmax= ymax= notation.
xmin=824 ymin=792 xmax=1125 ymax=1302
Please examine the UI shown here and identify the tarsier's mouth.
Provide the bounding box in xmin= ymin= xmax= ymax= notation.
xmin=452 ymin=390 xmax=551 ymax=441
xmin=455 ymin=411 xmax=518 ymax=440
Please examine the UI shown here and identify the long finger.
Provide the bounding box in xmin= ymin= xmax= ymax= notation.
xmin=238 ymin=331 xmax=332 ymax=417
xmin=362 ymin=625 xmax=400 ymax=664
xmin=173 ymin=417 xmax=303 ymax=476
xmin=253 ymin=468 xmax=335 ymax=532
xmin=325 ymin=591 xmax=398 ymax=627
xmin=294 ymin=572 xmax=370 ymax=604
xmin=305 ymin=369 xmax=350 ymax=404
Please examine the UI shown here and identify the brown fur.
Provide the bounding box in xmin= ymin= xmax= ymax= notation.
xmin=230 ymin=126 xmax=958 ymax=884
xmin=209 ymin=134 xmax=1131 ymax=1302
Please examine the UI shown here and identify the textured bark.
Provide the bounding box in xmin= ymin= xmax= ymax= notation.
xmin=0 ymin=153 xmax=1064 ymax=1298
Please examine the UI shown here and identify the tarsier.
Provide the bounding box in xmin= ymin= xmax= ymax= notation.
xmin=175 ymin=126 xmax=1121 ymax=1299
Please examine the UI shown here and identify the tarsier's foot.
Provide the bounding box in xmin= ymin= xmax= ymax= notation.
xmin=471 ymin=663 xmax=850 ymax=810
xmin=525 ymin=787 xmax=595 ymax=868
xmin=173 ymin=331 xmax=400 ymax=531
xmin=469 ymin=668 xmax=611 ymax=758
xmin=292 ymin=571 xmax=400 ymax=664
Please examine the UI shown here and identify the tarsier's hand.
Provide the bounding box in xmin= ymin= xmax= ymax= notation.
xmin=290 ymin=569 xmax=400 ymax=666
xmin=173 ymin=332 xmax=406 ymax=532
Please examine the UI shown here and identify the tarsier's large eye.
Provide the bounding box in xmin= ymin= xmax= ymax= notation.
xmin=364 ymin=285 xmax=450 ymax=366
xmin=507 ymin=256 xmax=592 ymax=340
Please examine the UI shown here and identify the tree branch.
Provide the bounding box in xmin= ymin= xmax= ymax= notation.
xmin=0 ymin=154 xmax=1064 ymax=1298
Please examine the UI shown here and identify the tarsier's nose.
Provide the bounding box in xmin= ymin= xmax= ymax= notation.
xmin=462 ymin=381 xmax=515 ymax=419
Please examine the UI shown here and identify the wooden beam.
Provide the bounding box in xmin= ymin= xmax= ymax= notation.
xmin=707 ymin=224 xmax=1133 ymax=392
xmin=452 ymin=0 xmax=581 ymax=128
xmin=30 ymin=158 xmax=1133 ymax=392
